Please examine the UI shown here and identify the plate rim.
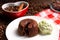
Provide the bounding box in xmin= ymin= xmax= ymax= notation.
xmin=6 ymin=16 xmax=59 ymax=40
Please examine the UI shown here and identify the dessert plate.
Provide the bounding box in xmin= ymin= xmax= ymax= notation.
xmin=6 ymin=16 xmax=59 ymax=40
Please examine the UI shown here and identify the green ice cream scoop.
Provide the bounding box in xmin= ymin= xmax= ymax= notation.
xmin=38 ymin=21 xmax=52 ymax=35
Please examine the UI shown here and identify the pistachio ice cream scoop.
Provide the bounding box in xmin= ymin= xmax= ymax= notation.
xmin=38 ymin=20 xmax=52 ymax=35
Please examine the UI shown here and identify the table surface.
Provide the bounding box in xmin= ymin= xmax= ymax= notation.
xmin=0 ymin=0 xmax=55 ymax=40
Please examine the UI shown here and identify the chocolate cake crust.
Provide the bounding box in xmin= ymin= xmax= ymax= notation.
xmin=18 ymin=19 xmax=38 ymax=37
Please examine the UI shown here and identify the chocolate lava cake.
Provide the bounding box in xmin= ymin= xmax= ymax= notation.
xmin=18 ymin=19 xmax=38 ymax=37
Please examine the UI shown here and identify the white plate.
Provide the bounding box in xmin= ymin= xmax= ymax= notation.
xmin=6 ymin=16 xmax=59 ymax=40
